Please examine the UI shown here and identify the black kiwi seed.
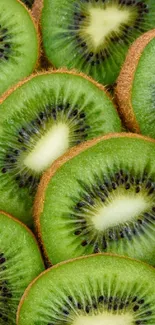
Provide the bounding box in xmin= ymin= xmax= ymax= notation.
xmin=133 ymin=305 xmax=140 ymax=312
xmin=102 ymin=237 xmax=107 ymax=250
xmin=93 ymin=243 xmax=99 ymax=253
xmin=81 ymin=240 xmax=88 ymax=247
xmin=77 ymin=302 xmax=82 ymax=309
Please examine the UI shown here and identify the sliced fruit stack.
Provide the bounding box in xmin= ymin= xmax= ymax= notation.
xmin=0 ymin=1 xmax=155 ymax=325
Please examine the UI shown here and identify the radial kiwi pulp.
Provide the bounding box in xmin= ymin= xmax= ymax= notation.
xmin=35 ymin=134 xmax=155 ymax=266
xmin=0 ymin=211 xmax=44 ymax=325
xmin=41 ymin=0 xmax=155 ymax=85
xmin=0 ymin=71 xmax=121 ymax=226
xmin=116 ymin=29 xmax=155 ymax=139
xmin=0 ymin=0 xmax=39 ymax=97
xmin=17 ymin=254 xmax=155 ymax=325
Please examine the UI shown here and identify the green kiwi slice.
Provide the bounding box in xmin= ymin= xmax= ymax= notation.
xmin=17 ymin=254 xmax=155 ymax=325
xmin=0 ymin=0 xmax=39 ymax=97
xmin=0 ymin=210 xmax=44 ymax=324
xmin=116 ymin=29 xmax=155 ymax=138
xmin=35 ymin=133 xmax=155 ymax=266
xmin=0 ymin=70 xmax=121 ymax=226
xmin=41 ymin=0 xmax=155 ymax=85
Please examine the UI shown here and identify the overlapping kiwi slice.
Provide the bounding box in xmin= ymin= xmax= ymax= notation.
xmin=0 ymin=71 xmax=121 ymax=226
xmin=116 ymin=29 xmax=155 ymax=138
xmin=17 ymin=254 xmax=155 ymax=325
xmin=0 ymin=0 xmax=39 ymax=97
xmin=35 ymin=133 xmax=155 ymax=266
xmin=0 ymin=211 xmax=44 ymax=324
xmin=41 ymin=0 xmax=155 ymax=85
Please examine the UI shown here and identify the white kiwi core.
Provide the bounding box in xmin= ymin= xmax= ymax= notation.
xmin=73 ymin=312 xmax=133 ymax=325
xmin=91 ymin=193 xmax=150 ymax=231
xmin=85 ymin=6 xmax=131 ymax=48
xmin=24 ymin=123 xmax=69 ymax=172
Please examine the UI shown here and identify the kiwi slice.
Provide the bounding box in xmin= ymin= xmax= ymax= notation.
xmin=0 ymin=70 xmax=121 ymax=226
xmin=40 ymin=0 xmax=155 ymax=85
xmin=116 ymin=29 xmax=155 ymax=138
xmin=34 ymin=133 xmax=155 ymax=266
xmin=17 ymin=254 xmax=155 ymax=325
xmin=0 ymin=210 xmax=44 ymax=324
xmin=0 ymin=0 xmax=39 ymax=97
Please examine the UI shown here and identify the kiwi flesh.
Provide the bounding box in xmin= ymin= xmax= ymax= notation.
xmin=0 ymin=0 xmax=39 ymax=97
xmin=0 ymin=70 xmax=121 ymax=226
xmin=115 ymin=29 xmax=155 ymax=139
xmin=17 ymin=254 xmax=155 ymax=325
xmin=40 ymin=0 xmax=155 ymax=85
xmin=34 ymin=133 xmax=155 ymax=266
xmin=0 ymin=210 xmax=44 ymax=324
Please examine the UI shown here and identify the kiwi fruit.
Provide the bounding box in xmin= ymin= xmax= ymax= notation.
xmin=0 ymin=0 xmax=39 ymax=97
xmin=115 ymin=29 xmax=155 ymax=138
xmin=34 ymin=133 xmax=155 ymax=266
xmin=40 ymin=0 xmax=155 ymax=85
xmin=0 ymin=70 xmax=121 ymax=226
xmin=0 ymin=210 xmax=44 ymax=324
xmin=17 ymin=254 xmax=155 ymax=325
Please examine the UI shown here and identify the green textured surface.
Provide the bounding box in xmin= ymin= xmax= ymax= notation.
xmin=17 ymin=254 xmax=155 ymax=325
xmin=41 ymin=0 xmax=155 ymax=85
xmin=0 ymin=0 xmax=38 ymax=96
xmin=0 ymin=211 xmax=44 ymax=325
xmin=0 ymin=72 xmax=121 ymax=226
xmin=131 ymin=37 xmax=155 ymax=139
xmin=39 ymin=136 xmax=155 ymax=265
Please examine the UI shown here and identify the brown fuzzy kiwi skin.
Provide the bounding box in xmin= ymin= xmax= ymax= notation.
xmin=16 ymin=252 xmax=155 ymax=324
xmin=32 ymin=0 xmax=43 ymax=24
xmin=0 ymin=210 xmax=44 ymax=266
xmin=32 ymin=0 xmax=52 ymax=70
xmin=115 ymin=29 xmax=155 ymax=133
xmin=33 ymin=132 xmax=155 ymax=266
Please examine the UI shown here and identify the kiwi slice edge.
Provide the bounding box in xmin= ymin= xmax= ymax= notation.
xmin=115 ymin=29 xmax=155 ymax=134
xmin=34 ymin=132 xmax=155 ymax=265
xmin=0 ymin=68 xmax=113 ymax=104
xmin=0 ymin=209 xmax=45 ymax=324
xmin=0 ymin=0 xmax=40 ymax=97
xmin=17 ymin=0 xmax=41 ymax=67
xmin=17 ymin=253 xmax=155 ymax=325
